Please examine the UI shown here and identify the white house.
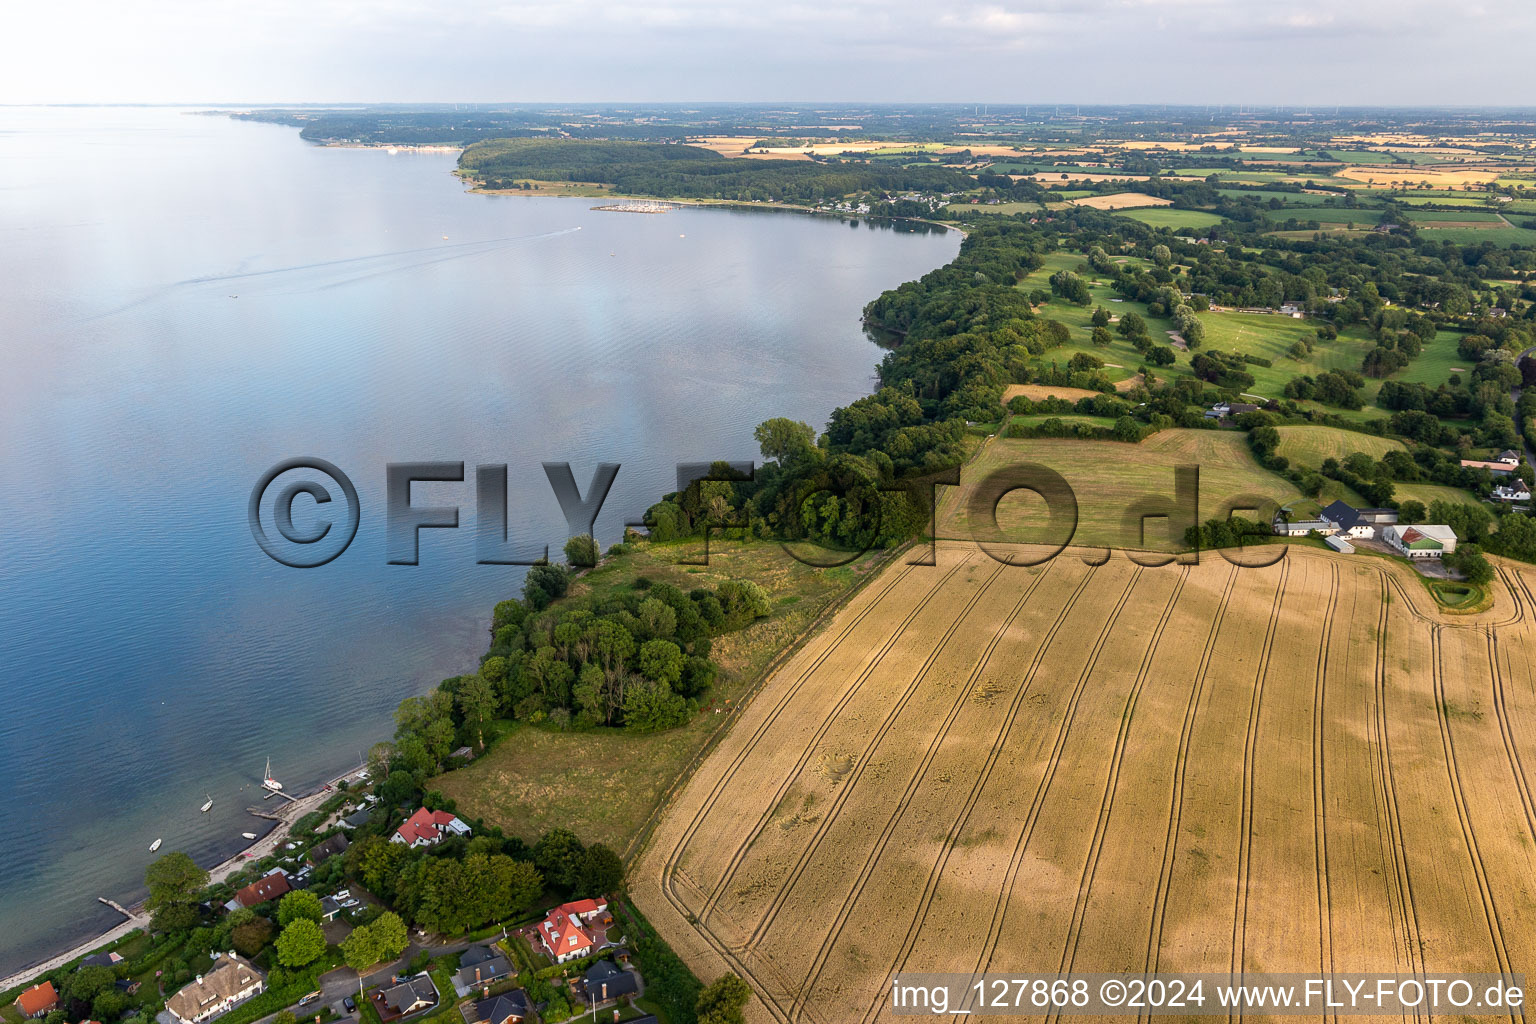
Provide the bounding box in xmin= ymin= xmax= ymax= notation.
xmin=392 ymin=808 xmax=471 ymax=848
xmin=1383 ymin=524 xmax=1458 ymax=559
xmin=1494 ymin=480 xmax=1532 ymax=502
xmin=1274 ymin=518 xmax=1336 ymax=537
xmin=1320 ymin=500 xmax=1394 ymax=540
xmin=166 ymin=954 xmax=265 ymax=1024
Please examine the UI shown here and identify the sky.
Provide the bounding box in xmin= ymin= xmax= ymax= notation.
xmin=4 ymin=0 xmax=1534 ymax=106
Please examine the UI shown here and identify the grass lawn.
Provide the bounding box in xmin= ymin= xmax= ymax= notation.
xmin=1416 ymin=224 xmax=1536 ymax=245
xmin=1113 ymin=208 xmax=1224 ymax=230
xmin=1390 ymin=330 xmax=1468 ymax=388
xmin=431 ymin=538 xmax=888 ymax=858
xmin=935 ymin=428 xmax=1300 ymax=552
xmin=1010 ymin=414 xmax=1120 ymax=429
xmin=1274 ymin=425 xmax=1404 ymax=469
xmin=947 ymin=200 xmax=1042 ymax=215
xmin=1394 ymin=481 xmax=1484 ymax=508
xmin=1191 ymin=312 xmax=1367 ymax=396
xmin=1014 ymin=253 xmax=1179 ymax=382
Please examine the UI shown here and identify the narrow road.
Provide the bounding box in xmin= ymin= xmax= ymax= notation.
xmin=1511 ymin=345 xmax=1536 ymax=468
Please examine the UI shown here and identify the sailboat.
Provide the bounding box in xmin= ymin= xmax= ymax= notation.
xmin=149 ymin=838 xmax=162 ymax=852
xmin=261 ymin=758 xmax=283 ymax=792
xmin=200 ymin=794 xmax=213 ymax=813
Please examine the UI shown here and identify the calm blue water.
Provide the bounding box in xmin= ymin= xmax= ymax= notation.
xmin=0 ymin=107 xmax=959 ymax=974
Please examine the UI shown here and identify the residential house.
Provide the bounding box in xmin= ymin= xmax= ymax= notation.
xmin=392 ymin=808 xmax=471 ymax=849
xmin=15 ymin=983 xmax=58 ymax=1019
xmin=1460 ymin=459 xmax=1516 ymax=475
xmin=452 ymin=946 xmax=513 ymax=996
xmin=165 ymin=954 xmax=265 ymax=1024
xmin=229 ymin=870 xmax=291 ymax=910
xmin=582 ymin=960 xmax=639 ymax=1004
xmin=319 ymin=896 xmax=343 ymax=922
xmin=378 ymin=976 xmax=439 ymax=1020
xmin=340 ymin=808 xmax=373 ymax=830
xmin=80 ymin=951 xmax=125 ymax=970
xmin=1494 ymin=480 xmax=1533 ymax=502
xmin=1383 ymin=524 xmax=1458 ymax=559
xmin=306 ymin=833 xmax=350 ymax=867
xmin=466 ymin=991 xmax=533 ymax=1024
xmin=536 ymin=897 xmax=611 ymax=964
xmin=1498 ymin=450 xmax=1522 ymax=465
xmin=1490 ymin=307 xmax=1508 ymax=318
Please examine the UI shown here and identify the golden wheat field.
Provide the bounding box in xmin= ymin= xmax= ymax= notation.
xmin=632 ymin=542 xmax=1536 ymax=1023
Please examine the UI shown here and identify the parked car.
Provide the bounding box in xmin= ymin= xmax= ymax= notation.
xmin=299 ymin=991 xmax=322 ymax=1007
xmin=341 ymin=899 xmax=360 ymax=908
xmin=335 ymin=889 xmax=351 ymax=899
xmin=343 ymin=997 xmax=357 ymax=1014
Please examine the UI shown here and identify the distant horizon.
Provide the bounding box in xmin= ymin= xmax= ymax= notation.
xmin=13 ymin=102 xmax=1536 ymax=112
xmin=6 ymin=0 xmax=1535 ymax=108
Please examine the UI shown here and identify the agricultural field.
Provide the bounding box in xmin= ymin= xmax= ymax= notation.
xmin=932 ymin=431 xmax=1300 ymax=552
xmin=1070 ymin=192 xmax=1169 ymax=210
xmin=1113 ymin=208 xmax=1225 ymax=230
xmin=1273 ymin=424 xmax=1405 ymax=469
xmin=633 ymin=542 xmax=1536 ymax=1024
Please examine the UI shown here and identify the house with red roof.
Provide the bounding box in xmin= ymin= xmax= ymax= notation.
xmin=232 ymin=871 xmax=291 ymax=909
xmin=15 ymin=982 xmax=58 ymax=1019
xmin=535 ymin=897 xmax=611 ymax=964
xmin=391 ymin=808 xmax=471 ymax=849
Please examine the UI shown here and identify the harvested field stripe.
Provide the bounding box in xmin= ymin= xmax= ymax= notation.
xmin=856 ymin=563 xmax=1104 ymax=1024
xmin=1371 ymin=575 xmax=1423 ymax=986
xmin=790 ymin=561 xmax=1058 ymax=1022
xmin=1313 ymin=563 xmax=1339 ymax=982
xmin=657 ymin=558 xmax=955 ymax=1024
xmin=1487 ymin=611 xmax=1536 ymax=848
xmin=1145 ymin=565 xmax=1239 ymax=978
xmin=1050 ymin=567 xmax=1189 ymax=994
xmin=969 ymin=567 xmax=1146 ymax=983
xmin=1233 ymin=560 xmax=1289 ymax=983
xmin=680 ymin=557 xmax=958 ymax=926
xmin=1429 ymin=625 xmax=1518 ymax=988
xmin=737 ymin=560 xmax=1011 ymax=956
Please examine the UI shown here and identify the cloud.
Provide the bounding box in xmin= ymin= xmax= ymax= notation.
xmin=1 ymin=0 xmax=1533 ymax=103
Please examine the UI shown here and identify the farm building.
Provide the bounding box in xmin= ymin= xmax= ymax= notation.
xmin=1274 ymin=518 xmax=1336 ymax=537
xmin=1383 ymin=524 xmax=1458 ymax=559
xmin=165 ymin=954 xmax=265 ymax=1024
xmin=1320 ymin=501 xmax=1396 ymax=540
xmin=1460 ymin=459 xmax=1516 ymax=475
xmin=1326 ymin=535 xmax=1355 ymax=554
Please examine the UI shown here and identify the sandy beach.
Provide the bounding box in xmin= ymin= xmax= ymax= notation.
xmin=0 ymin=763 xmax=364 ymax=993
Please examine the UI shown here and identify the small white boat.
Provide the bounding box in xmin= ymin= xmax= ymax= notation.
xmin=262 ymin=757 xmax=283 ymax=792
xmin=200 ymin=795 xmax=213 ymax=813
xmin=241 ymin=832 xmax=258 ymax=841
xmin=149 ymin=838 xmax=162 ymax=852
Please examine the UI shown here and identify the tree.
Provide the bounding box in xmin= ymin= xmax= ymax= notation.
xmin=276 ymin=890 xmax=324 ymax=928
xmin=1151 ymin=244 xmax=1172 ymax=267
xmin=66 ymin=966 xmax=116 ymax=1004
xmin=274 ymin=918 xmax=327 ymax=968
xmin=638 ymin=639 xmax=685 ymax=687
xmin=575 ymin=844 xmax=624 ymax=898
xmin=231 ymin=917 xmax=275 ymax=957
xmin=1117 ymin=311 xmax=1147 ymax=339
xmin=1090 ymin=306 xmax=1111 ymax=328
xmin=563 ymin=533 xmax=599 ymax=567
xmin=372 ymin=911 xmax=410 ymax=960
xmin=624 ymin=678 xmax=691 ymax=733
xmin=341 ymin=925 xmax=382 ymax=973
xmin=1448 ymin=543 xmax=1494 ymax=585
xmin=534 ymin=828 xmax=587 ymax=892
xmin=456 ymin=671 xmax=498 ymax=751
xmin=1090 ymin=326 xmax=1113 ymax=348
xmin=754 ymin=418 xmax=818 ymax=469
xmin=146 ymin=852 xmax=208 ymax=932
xmin=696 ymin=974 xmax=752 ymax=1024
